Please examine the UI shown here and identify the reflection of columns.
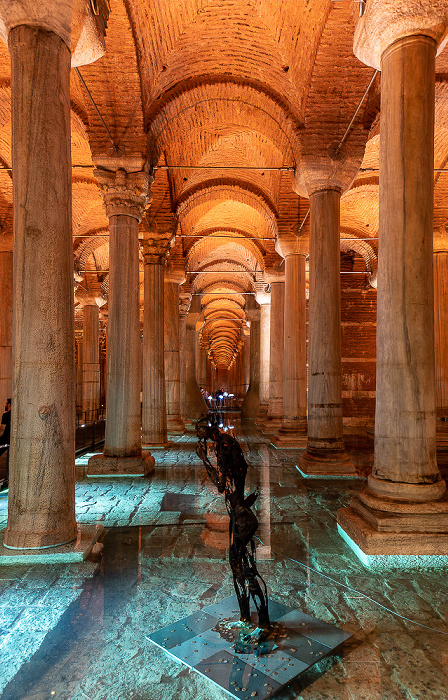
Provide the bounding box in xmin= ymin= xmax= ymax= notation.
xmin=0 ymin=249 xmax=12 ymax=409
xmin=338 ymin=4 xmax=448 ymax=557
xmin=142 ymin=229 xmax=173 ymax=446
xmin=273 ymin=236 xmax=308 ymax=447
xmin=5 ymin=23 xmax=77 ymax=548
xmin=299 ymin=191 xmax=354 ymax=474
xmin=88 ymin=168 xmax=154 ymax=475
xmin=164 ymin=268 xmax=185 ymax=434
xmin=434 ymin=250 xmax=448 ymax=419
xmin=82 ymin=303 xmax=100 ymax=418
xmin=185 ymin=297 xmax=208 ymax=422
xmin=256 ymin=444 xmax=272 ymax=560
xmin=241 ymin=299 xmax=260 ymax=420
xmin=263 ymin=280 xmax=284 ymax=434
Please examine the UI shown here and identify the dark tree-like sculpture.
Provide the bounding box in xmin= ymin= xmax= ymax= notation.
xmin=196 ymin=414 xmax=270 ymax=652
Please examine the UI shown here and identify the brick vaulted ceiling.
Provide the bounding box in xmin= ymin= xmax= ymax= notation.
xmin=2 ymin=2 xmax=448 ymax=367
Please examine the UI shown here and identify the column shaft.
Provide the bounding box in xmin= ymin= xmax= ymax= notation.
xmin=257 ymin=303 xmax=271 ymax=422
xmin=241 ymin=312 xmax=260 ymax=420
xmin=0 ymin=250 xmax=12 ymax=409
xmin=164 ymin=281 xmax=185 ymax=433
xmin=5 ymin=25 xmax=76 ymax=548
xmin=143 ymin=262 xmax=167 ymax=444
xmin=82 ymin=304 xmax=100 ymax=419
xmin=104 ymin=214 xmax=142 ymax=456
xmin=264 ymin=282 xmax=284 ymax=432
xmin=434 ymin=251 xmax=448 ymax=419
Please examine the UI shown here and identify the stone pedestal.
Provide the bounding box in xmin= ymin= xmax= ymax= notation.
xmin=5 ymin=25 xmax=77 ymax=549
xmin=263 ymin=281 xmax=284 ymax=434
xmin=338 ymin=10 xmax=448 ymax=555
xmin=273 ymin=240 xmax=308 ymax=448
xmin=299 ymin=190 xmax=355 ymax=474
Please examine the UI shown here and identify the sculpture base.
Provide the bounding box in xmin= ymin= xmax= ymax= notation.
xmin=87 ymin=452 xmax=155 ymax=476
xmin=147 ymin=594 xmax=351 ymax=700
xmin=298 ymin=448 xmax=356 ymax=476
xmin=338 ymin=506 xmax=448 ymax=557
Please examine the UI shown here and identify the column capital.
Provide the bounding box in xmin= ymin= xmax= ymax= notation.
xmin=94 ymin=168 xmax=152 ymax=222
xmin=164 ymin=262 xmax=186 ymax=285
xmin=354 ymin=0 xmax=448 ymax=70
xmin=75 ymin=288 xmax=105 ymax=308
xmin=0 ymin=0 xmax=110 ymax=67
xmin=275 ymin=231 xmax=309 ymax=259
xmin=140 ymin=221 xmax=175 ymax=265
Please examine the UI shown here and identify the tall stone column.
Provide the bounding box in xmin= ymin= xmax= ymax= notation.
xmin=81 ymin=301 xmax=100 ymax=420
xmin=179 ymin=295 xmax=190 ymax=422
xmin=199 ymin=345 xmax=207 ymax=391
xmin=299 ymin=191 xmax=355 ymax=474
xmin=1 ymin=0 xmax=109 ymax=548
xmin=185 ymin=296 xmax=208 ymax=423
xmin=263 ymin=278 xmax=284 ymax=434
xmin=76 ymin=339 xmax=83 ymax=413
xmin=164 ymin=266 xmax=185 ymax=434
xmin=243 ymin=330 xmax=250 ymax=394
xmin=254 ymin=289 xmax=271 ymax=424
xmin=142 ymin=227 xmax=174 ymax=447
xmin=241 ymin=299 xmax=261 ymax=420
xmin=0 ymin=248 xmax=12 ymax=409
xmin=338 ymin=0 xmax=448 ymax=556
xmin=434 ymin=247 xmax=448 ymax=420
xmin=273 ymin=235 xmax=308 ymax=447
xmin=88 ymin=167 xmax=154 ymax=475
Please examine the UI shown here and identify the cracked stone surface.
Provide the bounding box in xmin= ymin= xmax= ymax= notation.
xmin=0 ymin=422 xmax=447 ymax=699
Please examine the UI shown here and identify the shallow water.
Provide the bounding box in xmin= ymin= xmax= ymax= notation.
xmin=1 ymin=421 xmax=448 ymax=699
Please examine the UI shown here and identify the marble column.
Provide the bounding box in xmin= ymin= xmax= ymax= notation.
xmin=4 ymin=24 xmax=77 ymax=548
xmin=434 ymin=249 xmax=448 ymax=420
xmin=241 ymin=299 xmax=261 ymax=420
xmin=88 ymin=168 xmax=154 ymax=475
xmin=256 ymin=296 xmax=271 ymax=424
xmin=273 ymin=236 xmax=308 ymax=447
xmin=179 ymin=296 xmax=190 ymax=422
xmin=263 ymin=279 xmax=284 ymax=435
xmin=185 ymin=297 xmax=208 ymax=423
xmin=76 ymin=340 xmax=83 ymax=413
xmin=142 ymin=230 xmax=173 ymax=447
xmin=0 ymin=249 xmax=12 ymax=410
xmin=82 ymin=302 xmax=100 ymax=420
xmin=299 ymin=191 xmax=355 ymax=474
xmin=338 ymin=2 xmax=448 ymax=555
xmin=164 ymin=268 xmax=185 ymax=434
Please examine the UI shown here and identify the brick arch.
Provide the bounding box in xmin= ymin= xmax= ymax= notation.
xmin=340 ymin=234 xmax=378 ymax=289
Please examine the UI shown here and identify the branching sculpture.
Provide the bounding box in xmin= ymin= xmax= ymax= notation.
xmin=196 ymin=414 xmax=270 ymax=652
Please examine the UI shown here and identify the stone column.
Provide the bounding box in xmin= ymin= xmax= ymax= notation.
xmin=434 ymin=248 xmax=448 ymax=420
xmin=263 ymin=278 xmax=284 ymax=435
xmin=81 ymin=301 xmax=100 ymax=420
xmin=185 ymin=296 xmax=208 ymax=423
xmin=179 ymin=295 xmax=190 ymax=422
xmin=243 ymin=330 xmax=250 ymax=394
xmin=241 ymin=299 xmax=261 ymax=420
xmin=338 ymin=1 xmax=448 ymax=556
xmin=76 ymin=339 xmax=83 ymax=412
xmin=164 ymin=267 xmax=185 ymax=434
xmin=199 ymin=345 xmax=207 ymax=391
xmin=299 ymin=191 xmax=355 ymax=474
xmin=0 ymin=248 xmax=12 ymax=409
xmin=88 ymin=168 xmax=154 ymax=475
xmin=254 ymin=290 xmax=271 ymax=424
xmin=142 ymin=227 xmax=174 ymax=447
xmin=273 ymin=235 xmax=308 ymax=447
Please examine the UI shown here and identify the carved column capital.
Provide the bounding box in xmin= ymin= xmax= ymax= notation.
xmin=140 ymin=225 xmax=175 ymax=265
xmin=94 ymin=168 xmax=152 ymax=222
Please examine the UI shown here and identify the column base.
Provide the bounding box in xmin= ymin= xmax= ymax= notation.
xmin=261 ymin=417 xmax=283 ymax=435
xmin=338 ymin=503 xmax=448 ymax=556
xmin=271 ymin=428 xmax=308 ymax=449
xmin=87 ymin=452 xmax=155 ymax=476
xmin=255 ymin=404 xmax=268 ymax=425
xmin=298 ymin=447 xmax=356 ymax=476
xmin=167 ymin=417 xmax=185 ymax=434
xmin=1 ymin=523 xmax=104 ymax=562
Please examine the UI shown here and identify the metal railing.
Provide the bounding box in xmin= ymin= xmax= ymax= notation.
xmin=75 ymin=408 xmax=106 ymax=454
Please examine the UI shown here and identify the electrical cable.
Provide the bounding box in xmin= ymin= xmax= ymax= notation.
xmin=254 ymin=537 xmax=448 ymax=637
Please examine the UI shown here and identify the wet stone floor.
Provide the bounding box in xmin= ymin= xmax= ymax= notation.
xmin=0 ymin=421 xmax=448 ymax=699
